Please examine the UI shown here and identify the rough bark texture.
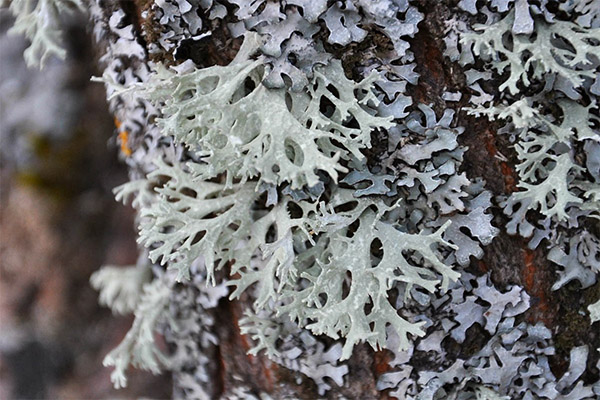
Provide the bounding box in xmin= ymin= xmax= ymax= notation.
xmin=408 ymin=0 xmax=598 ymax=381
xmin=5 ymin=0 xmax=598 ymax=398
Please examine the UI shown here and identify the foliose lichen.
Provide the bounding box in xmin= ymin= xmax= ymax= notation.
xmin=6 ymin=0 xmax=600 ymax=398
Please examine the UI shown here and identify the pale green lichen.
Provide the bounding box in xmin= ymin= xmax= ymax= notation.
xmin=279 ymin=191 xmax=457 ymax=359
xmin=6 ymin=0 xmax=85 ymax=68
xmin=506 ymin=152 xmax=583 ymax=221
xmin=102 ymin=277 xmax=173 ymax=389
xmin=461 ymin=9 xmax=600 ymax=95
xmin=104 ymin=32 xmax=461 ymax=368
xmin=90 ymin=260 xmax=152 ymax=315
xmin=128 ymin=34 xmax=392 ymax=189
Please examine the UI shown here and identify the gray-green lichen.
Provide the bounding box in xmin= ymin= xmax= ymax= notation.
xmin=6 ymin=0 xmax=600 ymax=398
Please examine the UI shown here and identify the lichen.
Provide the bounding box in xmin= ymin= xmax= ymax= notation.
xmin=5 ymin=0 xmax=85 ymax=68
xmin=7 ymin=0 xmax=599 ymax=397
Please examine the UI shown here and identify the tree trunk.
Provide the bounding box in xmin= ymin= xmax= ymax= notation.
xmin=85 ymin=0 xmax=599 ymax=398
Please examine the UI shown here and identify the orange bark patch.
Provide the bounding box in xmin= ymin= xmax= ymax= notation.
xmin=522 ymin=249 xmax=552 ymax=326
xmin=230 ymin=302 xmax=252 ymax=353
xmin=477 ymin=260 xmax=489 ymax=273
xmin=523 ymin=250 xmax=536 ymax=290
xmin=373 ymin=350 xmax=392 ymax=375
xmin=230 ymin=301 xmax=275 ymax=391
xmin=500 ymin=162 xmax=517 ymax=193
xmin=373 ymin=351 xmax=396 ymax=399
xmin=481 ymin=127 xmax=518 ymax=193
xmin=483 ymin=128 xmax=497 ymax=157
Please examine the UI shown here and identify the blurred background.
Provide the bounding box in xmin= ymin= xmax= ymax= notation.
xmin=0 ymin=11 xmax=170 ymax=399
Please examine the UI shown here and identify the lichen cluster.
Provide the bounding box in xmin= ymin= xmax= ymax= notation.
xmin=5 ymin=0 xmax=600 ymax=398
xmin=455 ymin=0 xmax=600 ymax=318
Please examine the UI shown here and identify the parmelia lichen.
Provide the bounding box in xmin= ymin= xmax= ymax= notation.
xmin=7 ymin=0 xmax=600 ymax=398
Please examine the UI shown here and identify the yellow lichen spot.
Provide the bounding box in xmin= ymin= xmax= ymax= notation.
xmin=118 ymin=130 xmax=132 ymax=156
xmin=114 ymin=117 xmax=132 ymax=156
xmin=114 ymin=117 xmax=122 ymax=130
